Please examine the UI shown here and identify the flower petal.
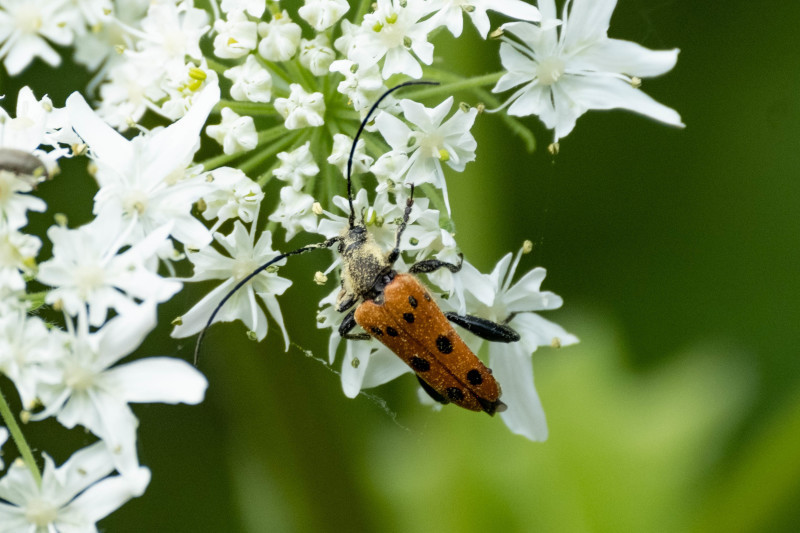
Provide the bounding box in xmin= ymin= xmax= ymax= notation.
xmin=361 ymin=346 xmax=412 ymax=389
xmin=96 ymin=302 xmax=157 ymax=368
xmin=512 ymin=312 xmax=579 ymax=352
xmin=142 ymin=83 xmax=220 ymax=181
xmin=562 ymin=0 xmax=617 ymax=49
xmin=108 ymin=357 xmax=208 ymax=405
xmin=561 ymin=75 xmax=684 ymax=127
xmin=67 ymin=467 xmax=150 ymax=523
xmin=341 ymin=342 xmax=372 ymax=398
xmin=376 ymin=110 xmax=413 ymax=151
xmin=490 ymin=342 xmax=548 ymax=441
xmin=59 ymin=441 xmax=116 ymax=498
xmin=489 ymin=0 xmax=541 ymax=21
xmin=66 ymin=92 xmax=133 ymax=168
xmin=577 ymin=39 xmax=679 ymax=78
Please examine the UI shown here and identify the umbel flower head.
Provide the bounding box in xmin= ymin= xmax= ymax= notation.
xmin=0 ymin=3 xmax=686 ymax=526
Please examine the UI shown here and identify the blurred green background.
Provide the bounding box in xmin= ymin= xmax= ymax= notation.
xmin=2 ymin=0 xmax=799 ymax=531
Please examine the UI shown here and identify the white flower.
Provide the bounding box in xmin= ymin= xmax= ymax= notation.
xmin=171 ymin=222 xmax=293 ymax=348
xmin=370 ymin=150 xmax=409 ymax=193
xmin=268 ymin=186 xmax=319 ymax=241
xmin=273 ymin=84 xmax=325 ymax=130
xmin=213 ymin=9 xmax=258 ymax=59
xmin=224 ymin=54 xmax=273 ymax=103
xmin=221 ymin=0 xmax=265 ymax=18
xmin=298 ymin=0 xmax=349 ymax=32
xmin=317 ymin=190 xmax=415 ymax=265
xmin=0 ymin=170 xmax=46 ymax=231
xmin=400 ymin=200 xmax=462 ymax=296
xmin=135 ymin=2 xmax=209 ymax=68
xmin=0 ymin=86 xmax=48 ymax=154
xmin=347 ymin=0 xmax=436 ymax=79
xmin=0 ymin=0 xmax=76 ymax=75
xmin=333 ymin=18 xmax=359 ymax=54
xmin=451 ymin=248 xmax=578 ymax=441
xmin=72 ymin=14 xmax=130 ymax=72
xmin=0 ymin=311 xmax=56 ymax=408
xmin=70 ymin=0 xmax=113 ymax=31
xmin=429 ymin=0 xmax=540 ymax=38
xmin=37 ymin=213 xmax=182 ymax=326
xmin=257 ymin=10 xmax=301 ymax=62
xmin=206 ymin=107 xmax=258 ymax=155
xmin=0 ymin=225 xmax=40 ymax=291
xmin=0 ymin=442 xmax=151 ymax=530
xmin=327 ymin=133 xmax=373 ymax=177
xmin=375 ymin=97 xmax=478 ymax=213
xmin=66 ymin=83 xmax=220 ymax=249
xmin=158 ymin=62 xmax=221 ymax=121
xmin=492 ymin=0 xmax=683 ymax=141
xmin=0 ymin=86 xmax=64 ymax=181
xmin=32 ymin=302 xmax=208 ymax=474
xmin=329 ymin=59 xmax=387 ymax=113
xmin=96 ymin=58 xmax=165 ymax=129
xmin=201 ymin=167 xmax=263 ymax=224
xmin=298 ymin=34 xmax=335 ymax=77
xmin=273 ymin=141 xmax=319 ymax=191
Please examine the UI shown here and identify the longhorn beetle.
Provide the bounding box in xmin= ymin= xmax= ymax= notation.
xmin=195 ymin=81 xmax=521 ymax=415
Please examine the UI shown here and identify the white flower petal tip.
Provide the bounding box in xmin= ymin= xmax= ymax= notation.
xmin=117 ymin=357 xmax=208 ymax=405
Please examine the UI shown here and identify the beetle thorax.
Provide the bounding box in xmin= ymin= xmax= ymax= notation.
xmin=336 ymin=224 xmax=393 ymax=311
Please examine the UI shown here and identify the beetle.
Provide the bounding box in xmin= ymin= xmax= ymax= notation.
xmin=195 ymin=81 xmax=521 ymax=415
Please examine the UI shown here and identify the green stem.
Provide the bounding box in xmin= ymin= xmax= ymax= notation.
xmin=0 ymin=389 xmax=41 ymax=486
xmin=198 ymin=151 xmax=248 ymax=172
xmin=257 ymin=57 xmax=293 ymax=86
xmin=402 ymin=72 xmax=505 ymax=100
xmin=239 ymin=130 xmax=306 ymax=174
xmin=198 ymin=125 xmax=296 ymax=172
xmin=22 ymin=291 xmax=47 ymax=311
xmin=354 ymin=0 xmax=372 ymax=22
xmin=216 ymin=100 xmax=275 ymax=116
xmin=205 ymin=57 xmax=231 ymax=75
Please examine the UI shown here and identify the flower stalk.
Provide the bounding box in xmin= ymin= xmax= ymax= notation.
xmin=0 ymin=388 xmax=41 ymax=487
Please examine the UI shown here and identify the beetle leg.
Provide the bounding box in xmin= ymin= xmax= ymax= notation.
xmin=386 ymin=184 xmax=415 ymax=266
xmin=409 ymin=253 xmax=463 ymax=274
xmin=339 ymin=309 xmax=372 ymax=340
xmin=444 ymin=312 xmax=520 ymax=343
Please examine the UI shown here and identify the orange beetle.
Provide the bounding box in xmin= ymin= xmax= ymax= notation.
xmin=196 ymin=82 xmax=520 ymax=415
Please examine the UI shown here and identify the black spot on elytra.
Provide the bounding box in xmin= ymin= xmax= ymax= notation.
xmin=466 ymin=369 xmax=483 ymax=385
xmin=386 ymin=326 xmax=399 ymax=337
xmin=403 ymin=312 xmax=415 ymax=323
xmin=435 ymin=335 xmax=453 ymax=354
xmin=423 ymin=293 xmax=431 ymax=301
xmin=408 ymin=295 xmax=418 ymax=308
xmin=446 ymin=387 xmax=464 ymax=401
xmin=410 ymin=357 xmax=430 ymax=372
xmin=370 ymin=327 xmax=383 ymax=336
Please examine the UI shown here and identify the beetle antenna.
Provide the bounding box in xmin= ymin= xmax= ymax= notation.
xmin=346 ymin=80 xmax=439 ymax=228
xmin=194 ymin=236 xmax=341 ymax=365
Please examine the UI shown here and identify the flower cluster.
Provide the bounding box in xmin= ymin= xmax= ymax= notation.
xmin=0 ymin=82 xmax=212 ymax=527
xmin=0 ymin=0 xmax=682 ymax=527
